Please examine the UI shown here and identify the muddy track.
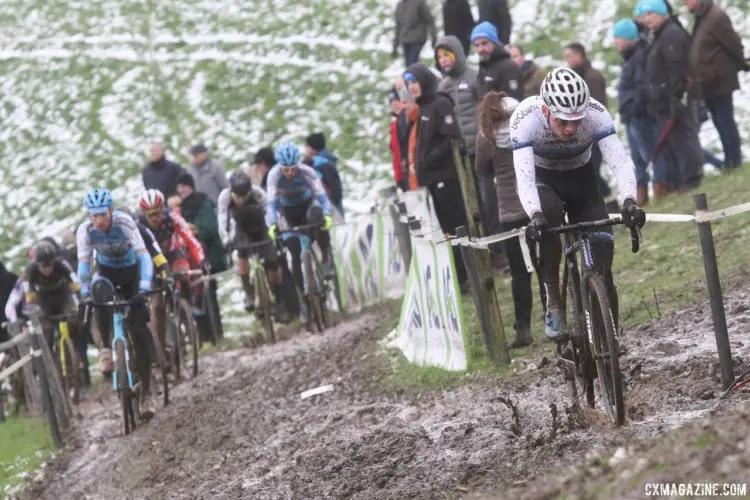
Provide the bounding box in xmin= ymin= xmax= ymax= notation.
xmin=20 ymin=288 xmax=750 ymax=500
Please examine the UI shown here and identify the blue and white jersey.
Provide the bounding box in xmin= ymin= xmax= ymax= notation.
xmin=76 ymin=211 xmax=153 ymax=293
xmin=265 ymin=163 xmax=331 ymax=227
xmin=509 ymin=96 xmax=637 ymax=217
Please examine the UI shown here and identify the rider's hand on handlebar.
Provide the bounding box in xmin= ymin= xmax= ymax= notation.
xmin=268 ymin=224 xmax=278 ymax=240
xmin=621 ymin=198 xmax=646 ymax=229
xmin=200 ymin=260 xmax=212 ymax=275
xmin=323 ymin=215 xmax=334 ymax=231
xmin=130 ymin=292 xmax=148 ymax=307
xmin=525 ymin=212 xmax=549 ymax=243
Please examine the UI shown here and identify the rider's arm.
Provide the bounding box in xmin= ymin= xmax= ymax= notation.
xmin=300 ymin=165 xmax=331 ymax=215
xmin=264 ymin=166 xmax=281 ymax=227
xmin=60 ymin=259 xmax=81 ymax=294
xmin=509 ymin=105 xmax=543 ymax=217
xmin=217 ymin=188 xmax=235 ymax=244
xmin=138 ymin=223 xmax=168 ymax=269
xmin=75 ymin=222 xmax=94 ymax=295
xmin=5 ymin=280 xmax=24 ymax=323
xmin=172 ymin=212 xmax=206 ymax=264
xmin=116 ymin=214 xmax=153 ymax=292
xmin=591 ymin=104 xmax=638 ymax=204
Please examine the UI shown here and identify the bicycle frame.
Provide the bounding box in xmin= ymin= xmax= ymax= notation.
xmin=90 ymin=297 xmax=134 ymax=392
xmin=278 ymin=224 xmax=321 ymax=297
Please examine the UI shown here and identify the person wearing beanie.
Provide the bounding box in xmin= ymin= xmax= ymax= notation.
xmin=471 ymin=21 xmax=523 ymax=102
xmin=639 ymin=0 xmax=704 ymax=195
xmin=477 ymin=0 xmax=513 ymax=46
xmin=304 ymin=132 xmax=344 ymax=219
xmin=393 ymin=0 xmax=437 ymax=66
xmin=613 ymin=19 xmax=664 ymax=206
xmin=442 ymin=0 xmax=474 ymax=56
xmin=252 ymin=147 xmax=275 ymax=190
xmin=403 ymin=63 xmax=468 ymax=287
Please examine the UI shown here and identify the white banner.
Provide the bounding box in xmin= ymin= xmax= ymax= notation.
xmin=380 ymin=211 xmax=406 ymax=299
xmin=399 ymin=188 xmax=442 ymax=240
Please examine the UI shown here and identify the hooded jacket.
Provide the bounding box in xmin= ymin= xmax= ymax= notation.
xmin=435 ymin=35 xmax=479 ymax=156
xmin=645 ymin=18 xmax=692 ymax=117
xmin=477 ymin=46 xmax=524 ymax=102
xmin=572 ymin=60 xmax=608 ymax=107
xmin=142 ymin=155 xmax=185 ymax=198
xmin=617 ymin=38 xmax=649 ymax=125
xmin=442 ymin=0 xmax=474 ymax=52
xmin=407 ymin=63 xmax=462 ymax=186
xmin=178 ymin=191 xmax=227 ymax=272
xmin=189 ymin=158 xmax=229 ymax=207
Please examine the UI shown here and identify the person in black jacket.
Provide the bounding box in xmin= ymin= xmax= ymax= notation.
xmin=252 ymin=147 xmax=275 ymax=190
xmin=443 ymin=0 xmax=474 ymax=56
xmin=640 ymin=0 xmax=703 ymax=194
xmin=471 ymin=22 xmax=523 ymax=101
xmin=0 ymin=262 xmax=18 ymax=344
xmin=477 ymin=0 xmax=512 ymax=46
xmin=142 ymin=142 xmax=186 ymax=198
xmin=404 ymin=63 xmax=467 ymax=285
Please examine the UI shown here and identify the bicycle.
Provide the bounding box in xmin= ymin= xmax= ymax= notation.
xmin=162 ymin=270 xmax=200 ymax=381
xmin=46 ymin=313 xmax=84 ymax=406
xmin=278 ymin=223 xmax=340 ymax=333
xmin=229 ymin=241 xmax=277 ymax=344
xmin=544 ymin=216 xmax=641 ymax=427
xmin=88 ymin=288 xmax=164 ymax=435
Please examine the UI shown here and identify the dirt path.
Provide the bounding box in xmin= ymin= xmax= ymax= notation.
xmin=20 ymin=288 xmax=750 ymax=500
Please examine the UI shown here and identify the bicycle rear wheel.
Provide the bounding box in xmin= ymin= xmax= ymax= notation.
xmin=586 ymin=274 xmax=625 ymax=426
xmin=115 ymin=339 xmax=135 ymax=435
xmin=561 ymin=266 xmax=595 ymax=409
xmin=179 ymin=298 xmax=200 ymax=379
xmin=204 ymin=280 xmax=223 ymax=345
xmin=63 ymin=337 xmax=83 ymax=406
xmin=303 ymin=253 xmax=324 ymax=333
xmin=165 ymin=300 xmax=182 ymax=382
xmin=148 ymin=326 xmax=169 ymax=408
xmin=255 ymin=268 xmax=276 ymax=344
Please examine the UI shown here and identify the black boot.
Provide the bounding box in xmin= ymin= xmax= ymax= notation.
xmin=508 ymin=322 xmax=533 ymax=349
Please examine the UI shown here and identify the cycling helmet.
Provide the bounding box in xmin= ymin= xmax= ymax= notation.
xmin=139 ymin=189 xmax=165 ymax=211
xmin=34 ymin=240 xmax=57 ymax=265
xmin=84 ymin=188 xmax=113 ymax=214
xmin=275 ymin=142 xmax=301 ymax=167
xmin=229 ymin=169 xmax=253 ymax=197
xmin=540 ymin=67 xmax=591 ymax=121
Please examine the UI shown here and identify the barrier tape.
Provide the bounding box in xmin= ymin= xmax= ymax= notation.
xmin=0 ymin=332 xmax=28 ymax=353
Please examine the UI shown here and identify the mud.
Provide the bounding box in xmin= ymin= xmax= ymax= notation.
xmin=19 ymin=286 xmax=750 ymax=500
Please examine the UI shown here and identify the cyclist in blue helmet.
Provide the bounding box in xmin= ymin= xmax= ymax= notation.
xmin=265 ymin=142 xmax=335 ymax=325
xmin=76 ymin=188 xmax=158 ymax=419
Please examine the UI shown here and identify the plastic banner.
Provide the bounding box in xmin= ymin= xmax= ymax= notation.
xmin=399 ymin=188 xmax=442 ymax=240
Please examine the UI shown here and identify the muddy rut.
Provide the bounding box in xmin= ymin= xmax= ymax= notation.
xmin=20 ymin=288 xmax=750 ymax=500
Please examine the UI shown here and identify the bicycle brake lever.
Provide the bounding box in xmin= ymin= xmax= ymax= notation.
xmin=630 ymin=226 xmax=641 ymax=254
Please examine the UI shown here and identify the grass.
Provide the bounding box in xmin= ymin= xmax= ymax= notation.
xmin=0 ymin=417 xmax=54 ymax=494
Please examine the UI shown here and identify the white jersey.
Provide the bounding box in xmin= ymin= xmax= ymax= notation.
xmin=509 ymin=96 xmax=638 ymax=217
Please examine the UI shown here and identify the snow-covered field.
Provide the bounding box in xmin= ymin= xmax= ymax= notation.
xmin=0 ymin=0 xmax=748 ymax=334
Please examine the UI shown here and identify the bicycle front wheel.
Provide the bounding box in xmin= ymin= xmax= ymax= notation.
xmin=63 ymin=337 xmax=83 ymax=406
xmin=115 ymin=339 xmax=135 ymax=435
xmin=255 ymin=268 xmax=276 ymax=344
xmin=303 ymin=253 xmax=324 ymax=333
xmin=178 ymin=298 xmax=200 ymax=379
xmin=148 ymin=326 xmax=169 ymax=408
xmin=586 ymin=274 xmax=625 ymax=426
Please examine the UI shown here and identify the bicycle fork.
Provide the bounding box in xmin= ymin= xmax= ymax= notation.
xmin=112 ymin=313 xmax=134 ymax=392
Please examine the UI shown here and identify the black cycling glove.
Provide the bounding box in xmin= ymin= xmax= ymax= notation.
xmin=525 ymin=212 xmax=549 ymax=243
xmin=621 ymin=199 xmax=646 ymax=229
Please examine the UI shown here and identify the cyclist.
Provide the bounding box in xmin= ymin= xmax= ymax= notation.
xmin=22 ymin=240 xmax=81 ymax=355
xmin=510 ymin=67 xmax=645 ymax=341
xmin=265 ymin=142 xmax=334 ymax=325
xmin=218 ymin=169 xmax=287 ymax=320
xmin=137 ymin=189 xmax=210 ymax=344
xmin=76 ymin=188 xmax=157 ymax=418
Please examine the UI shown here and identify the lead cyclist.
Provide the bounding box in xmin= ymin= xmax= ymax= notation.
xmin=510 ymin=67 xmax=646 ymax=341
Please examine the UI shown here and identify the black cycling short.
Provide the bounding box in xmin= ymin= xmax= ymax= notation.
xmin=536 ymin=160 xmax=610 ymax=229
xmin=234 ymin=229 xmax=278 ymax=264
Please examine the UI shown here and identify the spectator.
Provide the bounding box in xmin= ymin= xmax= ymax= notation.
xmin=477 ymin=91 xmax=546 ymax=348
xmin=404 ymin=63 xmax=468 ymax=285
xmin=442 ymin=0 xmax=474 ymax=57
xmin=613 ymin=18 xmax=667 ymax=205
xmin=388 ymin=88 xmax=409 ymax=192
xmin=0 ymin=262 xmax=18 ymax=344
xmin=477 ymin=0 xmax=513 ymax=46
xmin=188 ymin=143 xmax=229 ymax=206
xmin=142 ymin=142 xmax=185 ymax=198
xmin=565 ymin=42 xmax=615 ymax=208
xmin=471 ymin=22 xmax=523 ymax=101
xmin=175 ymin=173 xmax=227 ymax=274
xmin=508 ymin=44 xmax=547 ymax=99
xmin=395 ymin=78 xmax=418 ymax=191
xmin=686 ymin=0 xmax=745 ymax=169
xmin=393 ymin=0 xmax=437 ymax=67
xmin=252 ymin=147 xmax=275 ymax=190
xmin=639 ymin=0 xmax=703 ymax=192
xmin=305 ymin=132 xmax=344 ymax=219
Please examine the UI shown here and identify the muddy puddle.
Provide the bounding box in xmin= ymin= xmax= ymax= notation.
xmin=18 ymin=286 xmax=750 ymax=500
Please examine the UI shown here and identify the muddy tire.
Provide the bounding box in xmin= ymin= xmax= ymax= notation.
xmin=149 ymin=326 xmax=169 ymax=408
xmin=255 ymin=268 xmax=275 ymax=344
xmin=115 ymin=339 xmax=135 ymax=436
xmin=63 ymin=337 xmax=83 ymax=406
xmin=586 ymin=274 xmax=625 ymax=426
xmin=303 ymin=253 xmax=324 ymax=333
xmin=179 ymin=298 xmax=200 ymax=380
xmin=563 ymin=275 xmax=595 ymax=408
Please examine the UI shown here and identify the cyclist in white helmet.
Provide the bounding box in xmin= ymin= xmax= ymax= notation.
xmin=509 ymin=67 xmax=645 ymax=341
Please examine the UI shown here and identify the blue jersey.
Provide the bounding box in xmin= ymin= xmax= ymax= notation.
xmin=75 ymin=211 xmax=153 ymax=294
xmin=265 ymin=163 xmax=331 ymax=227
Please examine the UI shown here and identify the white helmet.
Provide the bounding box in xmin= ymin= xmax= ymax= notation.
xmin=139 ymin=189 xmax=165 ymax=211
xmin=540 ymin=67 xmax=590 ymax=120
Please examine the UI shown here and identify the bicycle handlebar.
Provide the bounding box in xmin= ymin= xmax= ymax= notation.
xmin=277 ymin=223 xmax=324 ymax=235
xmin=547 ymin=216 xmax=642 ymax=254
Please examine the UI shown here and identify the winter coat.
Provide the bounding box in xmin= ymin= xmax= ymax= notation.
xmin=435 ymin=35 xmax=480 ymax=155
xmin=178 ymin=191 xmax=227 ymax=272
xmin=477 ymin=46 xmax=524 ymax=102
xmin=477 ymin=0 xmax=513 ymax=45
xmin=442 ymin=0 xmax=474 ymax=52
xmin=142 ymin=156 xmax=185 ymax=198
xmin=617 ymin=38 xmax=649 ymax=125
xmin=0 ymin=263 xmax=19 ymax=343
xmin=645 ymin=18 xmax=692 ymax=118
xmin=312 ymin=155 xmax=344 ymax=212
xmin=572 ymin=60 xmax=608 ymax=107
xmin=190 ymin=158 xmax=229 ymax=207
xmin=520 ymin=61 xmax=547 ymax=99
xmin=689 ymin=0 xmax=744 ymax=99
xmin=408 ymin=104 xmax=420 ymax=190
xmin=407 ymin=63 xmax=462 ymax=186
xmin=394 ymin=0 xmax=437 ymax=49
xmin=390 ymin=118 xmax=405 ymax=184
